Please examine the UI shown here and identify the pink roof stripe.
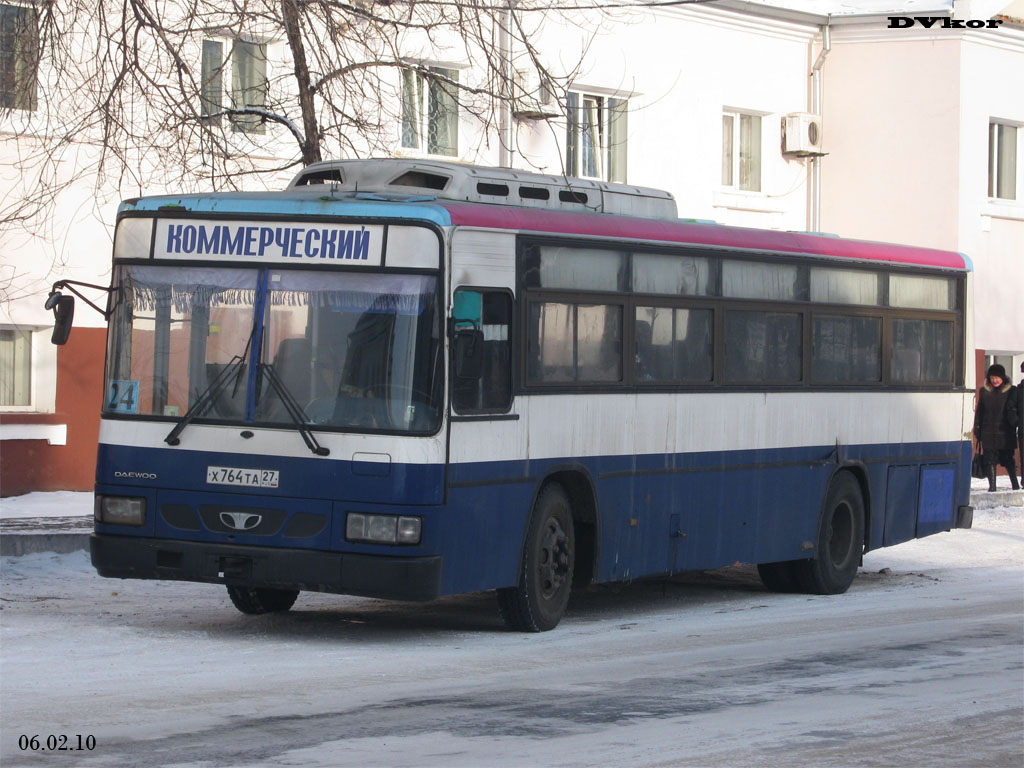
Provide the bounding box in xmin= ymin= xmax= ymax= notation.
xmin=441 ymin=202 xmax=967 ymax=271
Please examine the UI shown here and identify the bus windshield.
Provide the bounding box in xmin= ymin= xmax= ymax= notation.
xmin=104 ymin=265 xmax=442 ymax=434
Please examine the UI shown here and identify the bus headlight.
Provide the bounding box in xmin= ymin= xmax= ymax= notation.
xmin=346 ymin=513 xmax=422 ymax=545
xmin=95 ymin=495 xmax=146 ymax=526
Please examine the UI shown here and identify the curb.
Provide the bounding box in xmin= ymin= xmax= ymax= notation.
xmin=1 ymin=533 xmax=91 ymax=557
xmin=1 ymin=516 xmax=92 ymax=557
xmin=971 ymin=488 xmax=1024 ymax=510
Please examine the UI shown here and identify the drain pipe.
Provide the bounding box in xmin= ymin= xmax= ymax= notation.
xmin=498 ymin=2 xmax=513 ymax=168
xmin=810 ymin=19 xmax=831 ymax=233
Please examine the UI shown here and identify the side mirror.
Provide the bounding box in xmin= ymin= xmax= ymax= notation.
xmin=47 ymin=294 xmax=75 ymax=345
xmin=453 ymin=328 xmax=484 ymax=379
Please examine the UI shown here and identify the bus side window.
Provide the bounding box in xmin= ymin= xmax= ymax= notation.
xmin=452 ymin=289 xmax=512 ymax=413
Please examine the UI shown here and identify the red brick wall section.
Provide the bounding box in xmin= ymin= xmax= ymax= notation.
xmin=0 ymin=328 xmax=106 ymax=496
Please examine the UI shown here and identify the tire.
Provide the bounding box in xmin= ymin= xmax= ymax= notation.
xmin=757 ymin=560 xmax=802 ymax=593
xmin=497 ymin=483 xmax=575 ymax=632
xmin=792 ymin=472 xmax=865 ymax=595
xmin=226 ymin=586 xmax=300 ymax=615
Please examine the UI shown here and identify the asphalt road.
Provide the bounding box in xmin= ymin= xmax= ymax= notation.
xmin=2 ymin=518 xmax=1022 ymax=768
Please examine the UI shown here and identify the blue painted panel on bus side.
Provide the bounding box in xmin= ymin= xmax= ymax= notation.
xmin=443 ymin=440 xmax=966 ymax=589
xmin=95 ymin=438 xmax=969 ymax=595
xmin=435 ymin=483 xmax=537 ymax=595
xmin=884 ymin=465 xmax=919 ymax=547
xmin=918 ymin=465 xmax=956 ymax=534
xmin=859 ymin=460 xmax=891 ymax=552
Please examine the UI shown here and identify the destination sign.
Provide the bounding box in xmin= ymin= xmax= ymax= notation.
xmin=153 ymin=219 xmax=384 ymax=265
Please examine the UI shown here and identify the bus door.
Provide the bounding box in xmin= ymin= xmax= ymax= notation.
xmin=447 ymin=287 xmax=524 ymax=590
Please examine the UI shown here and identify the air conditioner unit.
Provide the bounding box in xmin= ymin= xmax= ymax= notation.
xmin=512 ymin=68 xmax=559 ymax=120
xmin=783 ymin=112 xmax=824 ymax=156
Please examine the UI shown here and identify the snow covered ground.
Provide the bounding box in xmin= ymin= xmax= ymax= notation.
xmin=1 ymin=492 xmax=94 ymax=519
xmin=1 ymin=494 xmax=1022 ymax=768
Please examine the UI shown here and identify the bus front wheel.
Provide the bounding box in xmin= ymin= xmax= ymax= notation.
xmin=497 ymin=483 xmax=575 ymax=632
xmin=226 ymin=586 xmax=300 ymax=615
xmin=794 ymin=472 xmax=865 ymax=595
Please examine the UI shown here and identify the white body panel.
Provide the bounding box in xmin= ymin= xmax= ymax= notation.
xmin=98 ymin=420 xmax=446 ymax=466
xmin=449 ymin=391 xmax=973 ymax=465
xmin=450 ymin=229 xmax=517 ymax=290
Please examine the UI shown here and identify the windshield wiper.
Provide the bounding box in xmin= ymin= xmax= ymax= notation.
xmin=164 ymin=354 xmax=249 ymax=446
xmin=258 ymin=363 xmax=330 ymax=457
xmin=164 ymin=326 xmax=256 ymax=446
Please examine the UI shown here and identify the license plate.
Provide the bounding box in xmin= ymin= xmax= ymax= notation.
xmin=206 ymin=466 xmax=279 ymax=489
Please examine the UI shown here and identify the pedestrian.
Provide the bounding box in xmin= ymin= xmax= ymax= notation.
xmin=973 ymin=363 xmax=1020 ymax=492
xmin=1017 ymin=361 xmax=1024 ymax=488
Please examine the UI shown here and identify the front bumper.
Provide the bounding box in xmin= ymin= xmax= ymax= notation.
xmin=90 ymin=533 xmax=443 ymax=601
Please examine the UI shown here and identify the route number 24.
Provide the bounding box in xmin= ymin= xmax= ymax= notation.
xmin=106 ymin=380 xmax=140 ymax=414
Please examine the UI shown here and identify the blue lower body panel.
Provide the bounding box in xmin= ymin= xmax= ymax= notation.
xmin=444 ymin=439 xmax=972 ymax=589
xmin=93 ymin=440 xmax=971 ymax=598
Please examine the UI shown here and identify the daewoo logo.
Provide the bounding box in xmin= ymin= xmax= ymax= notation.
xmin=114 ymin=471 xmax=157 ymax=479
xmin=888 ymin=16 xmax=1003 ymax=29
xmin=220 ymin=512 xmax=262 ymax=531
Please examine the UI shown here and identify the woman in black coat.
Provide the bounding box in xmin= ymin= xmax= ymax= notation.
xmin=974 ymin=364 xmax=1020 ymax=491
xmin=1017 ymin=361 xmax=1024 ymax=488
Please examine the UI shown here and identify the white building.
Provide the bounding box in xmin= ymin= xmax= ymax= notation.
xmin=1 ymin=0 xmax=1021 ymax=493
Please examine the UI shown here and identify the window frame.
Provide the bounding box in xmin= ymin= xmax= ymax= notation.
xmin=721 ymin=110 xmax=763 ymax=193
xmin=988 ymin=119 xmax=1019 ymax=201
xmin=722 ymin=305 xmax=804 ymax=385
xmin=886 ymin=313 xmax=958 ymax=386
xmin=0 ymin=2 xmax=39 ymax=112
xmin=450 ymin=286 xmax=515 ymax=416
xmin=633 ymin=301 xmax=715 ymax=385
xmin=809 ymin=310 xmax=884 ymax=387
xmin=516 ymin=236 xmax=965 ymax=394
xmin=0 ymin=326 xmax=32 ymax=408
xmin=101 ymin=259 xmax=447 ymax=437
xmin=565 ymin=90 xmax=628 ymax=183
xmin=400 ymin=65 xmax=460 ymax=158
xmin=524 ymin=291 xmax=627 ymax=388
xmin=200 ymin=39 xmax=225 ymax=125
xmin=199 ymin=37 xmax=269 ymax=134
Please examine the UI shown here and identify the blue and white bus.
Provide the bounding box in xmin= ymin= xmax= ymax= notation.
xmin=48 ymin=159 xmax=974 ymax=631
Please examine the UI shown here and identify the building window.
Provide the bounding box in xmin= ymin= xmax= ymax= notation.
xmin=231 ymin=41 xmax=267 ymax=134
xmin=0 ymin=328 xmax=31 ymax=406
xmin=200 ymin=39 xmax=224 ymax=124
xmin=988 ymin=121 xmax=1017 ymax=200
xmin=0 ymin=3 xmax=38 ymax=111
xmin=566 ymin=92 xmax=627 ymax=182
xmin=401 ymin=67 xmax=459 ymax=157
xmin=722 ymin=111 xmax=762 ymax=192
xmin=201 ymin=39 xmax=267 ymax=134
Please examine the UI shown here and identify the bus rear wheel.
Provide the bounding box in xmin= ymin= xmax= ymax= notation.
xmin=497 ymin=483 xmax=575 ymax=632
xmin=226 ymin=586 xmax=300 ymax=615
xmin=793 ymin=472 xmax=865 ymax=595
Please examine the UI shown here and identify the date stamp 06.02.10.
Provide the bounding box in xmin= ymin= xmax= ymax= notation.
xmin=17 ymin=735 xmax=97 ymax=753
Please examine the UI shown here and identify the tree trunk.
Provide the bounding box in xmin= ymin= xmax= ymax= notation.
xmin=281 ymin=0 xmax=323 ymax=166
